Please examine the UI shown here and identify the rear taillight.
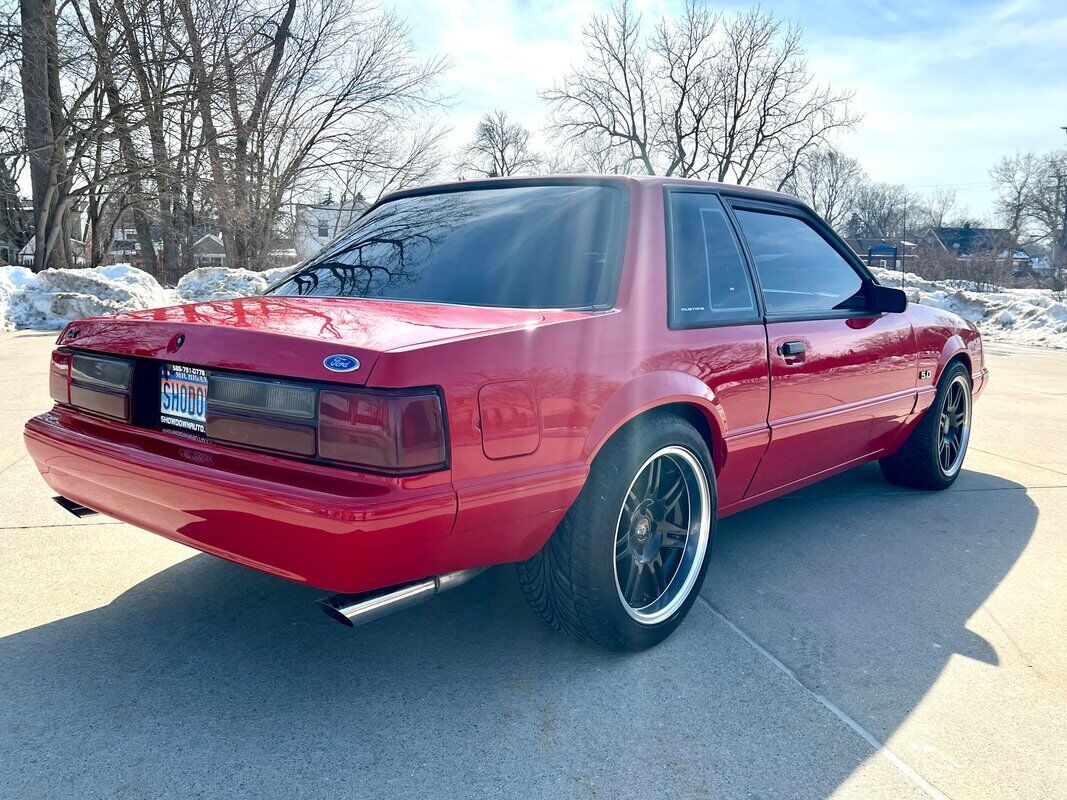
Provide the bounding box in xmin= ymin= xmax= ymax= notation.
xmin=52 ymin=349 xmax=133 ymax=422
xmin=49 ymin=348 xmax=72 ymax=404
xmin=319 ymin=390 xmax=447 ymax=473
xmin=69 ymin=352 xmax=134 ymax=421
xmin=203 ymin=374 xmax=447 ymax=474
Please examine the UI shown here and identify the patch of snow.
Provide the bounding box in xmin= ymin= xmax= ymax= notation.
xmin=0 ymin=264 xmax=299 ymax=330
xmin=175 ymin=266 xmax=292 ymax=302
xmin=0 ymin=264 xmax=177 ymax=330
xmin=0 ymin=266 xmax=38 ymax=330
xmin=873 ymin=266 xmax=1067 ymax=349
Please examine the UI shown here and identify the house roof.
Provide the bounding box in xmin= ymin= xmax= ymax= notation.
xmin=294 ymin=199 xmax=369 ymax=213
xmin=927 ymin=226 xmax=1030 ymax=257
xmin=191 ymin=233 xmax=226 ymax=255
xmin=18 ymin=237 xmax=85 ymax=257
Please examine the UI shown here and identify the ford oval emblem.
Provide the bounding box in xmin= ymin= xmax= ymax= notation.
xmin=323 ymin=354 xmax=360 ymax=372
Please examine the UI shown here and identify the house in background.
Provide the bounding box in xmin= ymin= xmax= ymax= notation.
xmin=292 ymin=198 xmax=368 ymax=260
xmin=919 ymin=225 xmax=1035 ymax=273
xmin=191 ymin=233 xmax=227 ymax=268
xmin=18 ymin=235 xmax=88 ymax=267
xmin=0 ymin=196 xmax=32 ymax=265
xmin=106 ymin=225 xmax=144 ymax=267
xmin=17 ymin=203 xmax=87 ymax=267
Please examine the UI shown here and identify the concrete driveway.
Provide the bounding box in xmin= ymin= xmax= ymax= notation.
xmin=1 ymin=330 xmax=1064 ymax=799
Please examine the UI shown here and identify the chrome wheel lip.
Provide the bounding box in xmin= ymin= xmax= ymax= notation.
xmin=937 ymin=374 xmax=972 ymax=477
xmin=612 ymin=445 xmax=711 ymax=626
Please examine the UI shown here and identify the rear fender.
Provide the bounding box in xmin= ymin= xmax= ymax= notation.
xmin=582 ymin=371 xmax=726 ymax=471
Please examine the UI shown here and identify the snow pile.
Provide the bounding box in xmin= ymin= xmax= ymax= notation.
xmin=0 ymin=266 xmax=38 ymax=330
xmin=872 ymin=266 xmax=1067 ymax=349
xmin=0 ymin=263 xmax=300 ymax=330
xmin=175 ymin=266 xmax=292 ymax=302
xmin=1 ymin=264 xmax=175 ymax=330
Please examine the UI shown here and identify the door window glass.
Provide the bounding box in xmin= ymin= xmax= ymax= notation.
xmin=734 ymin=209 xmax=865 ymax=315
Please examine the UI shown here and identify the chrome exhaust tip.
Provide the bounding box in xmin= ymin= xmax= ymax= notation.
xmin=319 ymin=567 xmax=486 ymax=628
xmin=53 ymin=496 xmax=99 ymax=518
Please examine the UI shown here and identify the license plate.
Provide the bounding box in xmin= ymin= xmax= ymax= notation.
xmin=160 ymin=364 xmax=208 ymax=433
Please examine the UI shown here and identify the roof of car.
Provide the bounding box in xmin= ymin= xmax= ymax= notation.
xmin=380 ymin=174 xmax=804 ymax=208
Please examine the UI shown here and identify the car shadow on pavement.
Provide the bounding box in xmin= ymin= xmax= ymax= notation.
xmin=706 ymin=462 xmax=1038 ymax=745
xmin=0 ymin=464 xmax=1037 ymax=799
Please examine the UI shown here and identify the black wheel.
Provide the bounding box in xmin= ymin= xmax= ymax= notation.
xmin=880 ymin=361 xmax=972 ymax=490
xmin=517 ymin=411 xmax=716 ymax=651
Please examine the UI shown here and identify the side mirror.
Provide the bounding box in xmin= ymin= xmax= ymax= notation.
xmin=868 ymin=282 xmax=908 ymax=314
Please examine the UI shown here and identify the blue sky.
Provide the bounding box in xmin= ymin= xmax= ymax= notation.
xmin=389 ymin=0 xmax=1067 ymax=217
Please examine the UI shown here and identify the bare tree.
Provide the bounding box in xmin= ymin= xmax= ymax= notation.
xmin=178 ymin=0 xmax=445 ymax=270
xmin=0 ymin=22 xmax=29 ymax=261
xmin=457 ymin=109 xmax=540 ymax=178
xmin=82 ymin=0 xmax=157 ymax=272
xmin=542 ymin=133 xmax=637 ymax=175
xmin=9 ymin=0 xmax=445 ymax=276
xmin=18 ymin=0 xmax=70 ymax=268
xmin=846 ymin=182 xmax=920 ymax=240
xmin=989 ymin=149 xmax=1067 ymax=269
xmin=542 ymin=1 xmax=655 ymax=174
xmin=107 ymin=0 xmax=191 ymax=283
xmin=542 ymin=1 xmax=857 ymax=186
xmin=990 ymin=152 xmax=1044 ymax=248
xmin=330 ymin=123 xmax=447 ymax=205
xmin=292 ymin=122 xmax=448 ymax=247
xmin=1031 ymin=150 xmax=1067 ymax=267
xmin=923 ymin=187 xmax=965 ymax=229
xmin=14 ymin=0 xmax=187 ymax=271
xmin=779 ymin=146 xmax=864 ymax=229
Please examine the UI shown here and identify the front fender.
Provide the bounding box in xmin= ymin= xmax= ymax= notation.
xmin=582 ymin=370 xmax=725 ymax=466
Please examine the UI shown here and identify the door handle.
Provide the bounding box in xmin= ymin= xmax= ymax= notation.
xmin=776 ymin=341 xmax=807 ymax=357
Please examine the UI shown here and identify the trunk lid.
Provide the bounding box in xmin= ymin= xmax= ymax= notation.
xmin=61 ymin=296 xmax=546 ymax=384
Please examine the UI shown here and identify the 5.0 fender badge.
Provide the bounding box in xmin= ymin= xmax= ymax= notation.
xmin=323 ymin=354 xmax=361 ymax=372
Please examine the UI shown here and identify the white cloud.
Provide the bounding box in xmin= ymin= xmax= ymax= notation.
xmin=804 ymin=0 xmax=1067 ymax=213
xmin=391 ymin=0 xmax=601 ymax=154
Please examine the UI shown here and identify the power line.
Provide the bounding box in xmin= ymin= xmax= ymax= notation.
xmin=893 ymin=180 xmax=994 ymax=190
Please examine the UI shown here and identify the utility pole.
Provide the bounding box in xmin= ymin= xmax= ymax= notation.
xmin=901 ymin=195 xmax=908 ymax=289
xmin=1053 ymin=173 xmax=1063 ymax=275
xmin=1059 ymin=127 xmax=1067 ymax=284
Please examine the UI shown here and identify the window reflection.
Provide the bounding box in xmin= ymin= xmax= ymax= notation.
xmin=268 ymin=185 xmax=627 ymax=309
xmin=735 ymin=210 xmax=866 ymax=315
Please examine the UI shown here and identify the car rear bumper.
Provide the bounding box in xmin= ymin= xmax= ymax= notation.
xmin=24 ymin=409 xmax=458 ymax=594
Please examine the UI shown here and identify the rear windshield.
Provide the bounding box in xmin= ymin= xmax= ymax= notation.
xmin=267 ymin=184 xmax=628 ymax=309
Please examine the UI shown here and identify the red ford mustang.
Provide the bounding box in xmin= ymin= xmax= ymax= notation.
xmin=25 ymin=177 xmax=986 ymax=651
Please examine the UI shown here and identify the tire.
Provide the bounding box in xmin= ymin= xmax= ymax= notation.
xmin=880 ymin=361 xmax=972 ymax=490
xmin=517 ymin=411 xmax=717 ymax=651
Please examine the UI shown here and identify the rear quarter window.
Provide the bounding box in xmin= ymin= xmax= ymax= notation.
xmin=667 ymin=192 xmax=758 ymax=328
